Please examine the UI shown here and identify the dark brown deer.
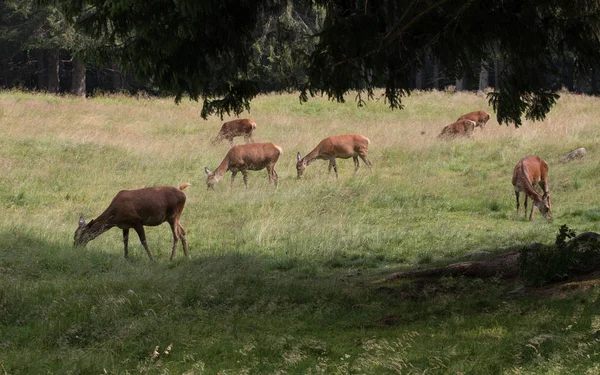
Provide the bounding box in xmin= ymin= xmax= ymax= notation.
xmin=457 ymin=110 xmax=491 ymax=129
xmin=296 ymin=134 xmax=372 ymax=178
xmin=205 ymin=143 xmax=283 ymax=189
xmin=74 ymin=184 xmax=191 ymax=260
xmin=212 ymin=119 xmax=257 ymax=146
xmin=512 ymin=156 xmax=552 ymax=221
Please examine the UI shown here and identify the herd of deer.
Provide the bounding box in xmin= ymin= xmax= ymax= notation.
xmin=73 ymin=112 xmax=552 ymax=260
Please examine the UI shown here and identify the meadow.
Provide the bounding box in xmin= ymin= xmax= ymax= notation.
xmin=1 ymin=89 xmax=600 ymax=374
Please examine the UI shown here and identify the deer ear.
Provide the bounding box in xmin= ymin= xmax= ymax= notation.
xmin=297 ymin=152 xmax=302 ymax=161
xmin=78 ymin=216 xmax=86 ymax=228
xmin=204 ymin=167 xmax=212 ymax=175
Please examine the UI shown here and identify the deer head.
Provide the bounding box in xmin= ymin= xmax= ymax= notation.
xmin=536 ymin=194 xmax=552 ymax=221
xmin=204 ymin=167 xmax=218 ymax=189
xmin=296 ymin=152 xmax=307 ymax=178
xmin=73 ymin=216 xmax=94 ymax=247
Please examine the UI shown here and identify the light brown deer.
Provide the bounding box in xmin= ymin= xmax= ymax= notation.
xmin=437 ymin=119 xmax=477 ymax=140
xmin=212 ymin=119 xmax=257 ymax=146
xmin=458 ymin=110 xmax=491 ymax=129
xmin=512 ymin=156 xmax=552 ymax=221
xmin=205 ymin=142 xmax=283 ymax=189
xmin=296 ymin=134 xmax=372 ymax=178
xmin=74 ymin=184 xmax=191 ymax=260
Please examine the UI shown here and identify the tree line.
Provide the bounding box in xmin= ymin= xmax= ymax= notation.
xmin=3 ymin=0 xmax=600 ymax=125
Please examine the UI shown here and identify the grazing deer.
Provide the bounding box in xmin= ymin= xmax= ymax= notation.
xmin=205 ymin=142 xmax=283 ymax=189
xmin=437 ymin=119 xmax=477 ymax=140
xmin=512 ymin=156 xmax=552 ymax=221
xmin=296 ymin=134 xmax=372 ymax=179
xmin=212 ymin=119 xmax=257 ymax=146
xmin=74 ymin=184 xmax=191 ymax=260
xmin=458 ymin=110 xmax=491 ymax=129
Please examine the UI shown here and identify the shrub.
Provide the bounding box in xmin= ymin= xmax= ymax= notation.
xmin=519 ymin=225 xmax=600 ymax=286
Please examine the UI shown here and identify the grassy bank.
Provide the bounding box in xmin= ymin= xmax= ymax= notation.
xmin=1 ymin=90 xmax=600 ymax=374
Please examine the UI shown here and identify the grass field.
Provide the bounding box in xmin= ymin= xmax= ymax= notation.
xmin=1 ymin=89 xmax=600 ymax=374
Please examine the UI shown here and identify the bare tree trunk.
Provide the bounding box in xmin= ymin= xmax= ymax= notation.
xmin=71 ymin=57 xmax=86 ymax=97
xmin=478 ymin=61 xmax=489 ymax=91
xmin=592 ymin=67 xmax=597 ymax=95
xmin=415 ymin=69 xmax=423 ymax=90
xmin=432 ymin=59 xmax=440 ymax=90
xmin=47 ymin=49 xmax=60 ymax=93
xmin=574 ymin=64 xmax=589 ymax=94
xmin=111 ymin=62 xmax=123 ymax=92
xmin=565 ymin=58 xmax=574 ymax=91
xmin=37 ymin=50 xmax=46 ymax=90
xmin=455 ymin=73 xmax=467 ymax=91
xmin=494 ymin=58 xmax=504 ymax=91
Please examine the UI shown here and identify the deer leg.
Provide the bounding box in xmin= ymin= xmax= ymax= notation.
xmin=529 ymin=199 xmax=535 ymax=221
xmin=272 ymin=168 xmax=279 ymax=188
xmin=332 ymin=159 xmax=338 ymax=178
xmin=328 ymin=160 xmax=334 ymax=174
xmin=123 ymin=228 xmax=130 ymax=259
xmin=178 ymin=222 xmax=189 ymax=257
xmin=133 ymin=225 xmax=154 ymax=261
xmin=242 ymin=169 xmax=249 ymax=187
xmin=515 ymin=191 xmax=520 ymax=217
xmin=359 ymin=154 xmax=373 ymax=171
xmin=168 ymin=219 xmax=179 ymax=261
xmin=353 ymin=156 xmax=359 ymax=172
xmin=266 ymin=165 xmax=274 ymax=184
xmin=230 ymin=171 xmax=238 ymax=187
xmin=524 ymin=195 xmax=528 ymax=219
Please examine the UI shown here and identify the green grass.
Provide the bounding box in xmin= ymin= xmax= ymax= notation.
xmin=1 ymin=90 xmax=600 ymax=374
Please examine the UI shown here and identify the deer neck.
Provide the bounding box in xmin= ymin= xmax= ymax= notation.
xmin=81 ymin=213 xmax=115 ymax=244
xmin=212 ymin=157 xmax=230 ymax=181
xmin=303 ymin=147 xmax=323 ymax=165
xmin=521 ymin=164 xmax=542 ymax=203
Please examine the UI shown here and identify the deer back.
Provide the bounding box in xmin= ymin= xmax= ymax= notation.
xmin=458 ymin=110 xmax=490 ymax=127
xmin=226 ymin=142 xmax=282 ymax=170
xmin=439 ymin=119 xmax=475 ymax=139
xmin=102 ymin=186 xmax=187 ymax=227
xmin=308 ymin=134 xmax=370 ymax=160
xmin=220 ymin=119 xmax=256 ymax=136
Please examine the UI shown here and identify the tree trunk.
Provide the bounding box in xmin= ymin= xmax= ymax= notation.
xmin=455 ymin=74 xmax=467 ymax=91
xmin=47 ymin=49 xmax=60 ymax=93
xmin=574 ymin=64 xmax=589 ymax=94
xmin=415 ymin=69 xmax=423 ymax=90
xmin=478 ymin=61 xmax=489 ymax=91
xmin=494 ymin=58 xmax=504 ymax=91
xmin=71 ymin=57 xmax=86 ymax=97
xmin=592 ymin=67 xmax=597 ymax=95
xmin=432 ymin=59 xmax=440 ymax=90
xmin=37 ymin=50 xmax=46 ymax=90
xmin=111 ymin=62 xmax=123 ymax=92
xmin=565 ymin=58 xmax=574 ymax=91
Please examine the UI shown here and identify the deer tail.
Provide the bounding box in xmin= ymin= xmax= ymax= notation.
xmin=179 ymin=183 xmax=192 ymax=191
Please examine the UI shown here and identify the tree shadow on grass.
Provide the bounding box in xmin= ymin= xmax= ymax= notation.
xmin=2 ymin=229 xmax=600 ymax=374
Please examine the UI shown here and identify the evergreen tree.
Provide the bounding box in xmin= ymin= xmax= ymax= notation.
xmin=34 ymin=0 xmax=600 ymax=124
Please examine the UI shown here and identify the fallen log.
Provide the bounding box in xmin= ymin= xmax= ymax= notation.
xmin=383 ymin=232 xmax=600 ymax=283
